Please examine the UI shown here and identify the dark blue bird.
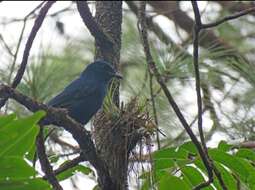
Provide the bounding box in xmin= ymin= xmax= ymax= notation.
xmin=47 ymin=60 xmax=122 ymax=125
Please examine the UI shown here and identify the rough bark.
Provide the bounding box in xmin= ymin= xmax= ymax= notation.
xmin=95 ymin=1 xmax=122 ymax=106
xmin=93 ymin=2 xmax=130 ymax=190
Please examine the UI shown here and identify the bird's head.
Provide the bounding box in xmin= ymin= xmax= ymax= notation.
xmin=81 ymin=60 xmax=122 ymax=82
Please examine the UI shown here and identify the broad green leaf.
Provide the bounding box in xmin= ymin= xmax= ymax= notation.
xmin=236 ymin=148 xmax=255 ymax=162
xmin=0 ymin=114 xmax=16 ymax=127
xmin=0 ymin=157 xmax=36 ymax=180
xmin=153 ymin=147 xmax=189 ymax=160
xmin=218 ymin=141 xmax=233 ymax=152
xmin=182 ymin=166 xmax=214 ymax=190
xmin=209 ymin=149 xmax=249 ymax=182
xmin=154 ymin=158 xmax=175 ymax=171
xmin=212 ymin=162 xmax=237 ymax=190
xmin=179 ymin=141 xmax=197 ymax=155
xmin=25 ymin=143 xmax=36 ymax=161
xmin=153 ymin=147 xmax=190 ymax=171
xmin=157 ymin=174 xmax=189 ymax=190
xmin=238 ymin=158 xmax=255 ymax=189
xmin=26 ymin=127 xmax=50 ymax=161
xmin=0 ymin=178 xmax=50 ymax=190
xmin=0 ymin=111 xmax=45 ymax=157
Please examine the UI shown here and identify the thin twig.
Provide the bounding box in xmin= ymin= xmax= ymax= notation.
xmin=138 ymin=3 xmax=213 ymax=190
xmin=7 ymin=1 xmax=46 ymax=85
xmin=0 ymin=3 xmax=74 ymax=25
xmin=191 ymin=1 xmax=207 ymax=155
xmin=191 ymin=2 xmax=230 ymax=189
xmin=0 ymin=1 xmax=56 ymax=109
xmin=5 ymin=15 xmax=27 ymax=113
xmin=43 ymin=155 xmax=84 ymax=180
xmin=202 ymin=7 xmax=255 ymax=29
xmin=191 ymin=2 xmax=214 ymax=189
xmin=149 ymin=72 xmax=161 ymax=149
xmin=36 ymin=127 xmax=63 ymax=190
xmin=11 ymin=1 xmax=56 ymax=88
xmin=0 ymin=34 xmax=14 ymax=56
xmin=50 ymin=133 xmax=79 ymax=150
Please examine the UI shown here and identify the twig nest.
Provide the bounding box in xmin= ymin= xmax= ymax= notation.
xmin=93 ymin=98 xmax=155 ymax=154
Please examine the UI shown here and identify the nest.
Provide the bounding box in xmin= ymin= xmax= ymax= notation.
xmin=93 ymin=98 xmax=155 ymax=154
xmin=92 ymin=98 xmax=156 ymax=188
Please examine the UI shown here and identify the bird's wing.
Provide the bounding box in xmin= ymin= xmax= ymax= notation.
xmin=47 ymin=78 xmax=97 ymax=108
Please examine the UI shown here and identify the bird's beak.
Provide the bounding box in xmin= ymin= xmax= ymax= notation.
xmin=114 ymin=72 xmax=123 ymax=79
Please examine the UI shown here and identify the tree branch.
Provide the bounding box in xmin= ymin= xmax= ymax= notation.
xmin=43 ymin=155 xmax=84 ymax=180
xmin=36 ymin=127 xmax=63 ymax=190
xmin=12 ymin=1 xmax=55 ymax=88
xmin=202 ymin=6 xmax=255 ymax=29
xmin=191 ymin=0 xmax=207 ymax=157
xmin=138 ymin=2 xmax=213 ymax=189
xmin=191 ymin=2 xmax=229 ymax=189
xmin=0 ymin=1 xmax=56 ymax=108
xmin=0 ymin=84 xmax=112 ymax=187
xmin=76 ymin=1 xmax=113 ymax=48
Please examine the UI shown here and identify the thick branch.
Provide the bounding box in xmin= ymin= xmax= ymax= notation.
xmin=76 ymin=1 xmax=113 ymax=48
xmin=0 ymin=84 xmax=111 ymax=187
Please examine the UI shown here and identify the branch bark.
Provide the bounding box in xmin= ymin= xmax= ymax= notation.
xmin=0 ymin=1 xmax=56 ymax=108
xmin=36 ymin=127 xmax=63 ymax=190
xmin=0 ymin=84 xmax=112 ymax=188
xmin=138 ymin=2 xmax=213 ymax=189
xmin=76 ymin=1 xmax=113 ymax=48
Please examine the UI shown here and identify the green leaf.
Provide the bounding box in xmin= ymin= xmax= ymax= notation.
xmin=0 ymin=178 xmax=50 ymax=190
xmin=236 ymin=148 xmax=255 ymax=162
xmin=0 ymin=111 xmax=45 ymax=157
xmin=212 ymin=162 xmax=237 ymax=190
xmin=179 ymin=141 xmax=197 ymax=155
xmin=237 ymin=158 xmax=255 ymax=189
xmin=218 ymin=141 xmax=233 ymax=152
xmin=157 ymin=174 xmax=190 ymax=190
xmin=153 ymin=147 xmax=190 ymax=171
xmin=0 ymin=156 xmax=36 ymax=180
xmin=208 ymin=149 xmax=249 ymax=182
xmin=182 ymin=166 xmax=214 ymax=190
xmin=57 ymin=164 xmax=93 ymax=181
xmin=154 ymin=158 xmax=175 ymax=171
xmin=0 ymin=114 xmax=16 ymax=127
xmin=153 ymin=147 xmax=189 ymax=160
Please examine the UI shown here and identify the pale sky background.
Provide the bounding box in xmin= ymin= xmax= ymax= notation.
xmin=0 ymin=1 xmax=230 ymax=190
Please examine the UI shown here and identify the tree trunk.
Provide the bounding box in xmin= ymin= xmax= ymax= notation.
xmin=93 ymin=2 xmax=128 ymax=190
xmin=94 ymin=1 xmax=122 ymax=107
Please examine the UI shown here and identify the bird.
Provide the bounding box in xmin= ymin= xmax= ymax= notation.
xmin=47 ymin=60 xmax=122 ymax=125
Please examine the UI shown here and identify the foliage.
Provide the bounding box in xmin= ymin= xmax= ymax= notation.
xmin=0 ymin=112 xmax=93 ymax=190
xmin=142 ymin=141 xmax=255 ymax=190
xmin=0 ymin=111 xmax=50 ymax=190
